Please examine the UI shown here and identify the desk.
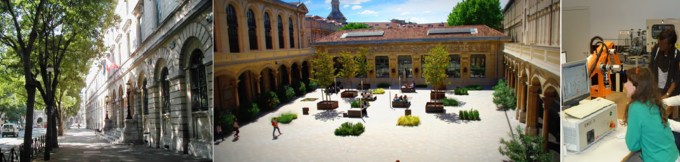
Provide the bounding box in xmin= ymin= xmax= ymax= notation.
xmin=563 ymin=120 xmax=634 ymax=162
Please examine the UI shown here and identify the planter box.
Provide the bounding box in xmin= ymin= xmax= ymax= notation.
xmin=430 ymin=91 xmax=446 ymax=100
xmin=434 ymin=85 xmax=447 ymax=90
xmin=347 ymin=109 xmax=364 ymax=118
xmin=401 ymin=88 xmax=416 ymax=93
xmin=303 ymin=107 xmax=309 ymax=115
xmin=426 ymin=102 xmax=445 ymax=113
xmin=361 ymin=96 xmax=377 ymax=101
xmin=341 ymin=91 xmax=358 ymax=98
xmin=317 ymin=101 xmax=339 ymax=110
xmin=405 ymin=109 xmax=412 ymax=116
xmin=392 ymin=101 xmax=411 ymax=108
xmin=356 ymin=84 xmax=371 ymax=90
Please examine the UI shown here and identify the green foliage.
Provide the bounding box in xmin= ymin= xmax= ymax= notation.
xmin=310 ymin=51 xmax=336 ymax=100
xmin=415 ymin=84 xmax=428 ymax=88
xmin=423 ymin=45 xmax=451 ymax=90
xmin=350 ymin=99 xmax=368 ymax=108
xmin=371 ymin=88 xmax=385 ymax=94
xmin=377 ymin=83 xmax=391 ymax=88
xmin=499 ymin=126 xmax=554 ymax=162
xmin=397 ymin=115 xmax=420 ymax=126
xmin=455 ymin=87 xmax=469 ymax=95
xmin=337 ymin=51 xmax=358 ymax=88
xmin=307 ymin=81 xmax=318 ymax=92
xmin=265 ymin=91 xmax=280 ymax=110
xmin=284 ymin=85 xmax=295 ymax=100
xmin=236 ymin=102 xmax=259 ymax=121
xmin=493 ymin=79 xmax=517 ymax=111
xmin=355 ymin=47 xmax=373 ymax=82
xmin=335 ymin=122 xmax=365 ymax=136
xmin=460 ymin=109 xmax=480 ymax=120
xmin=447 ymin=0 xmax=504 ymax=30
xmin=217 ymin=110 xmax=236 ymax=129
xmin=297 ymin=81 xmax=306 ymax=96
xmin=339 ymin=23 xmax=371 ymax=30
xmin=441 ymin=98 xmax=459 ymax=106
xmin=248 ymin=103 xmax=259 ymax=118
xmin=271 ymin=112 xmax=297 ymax=124
xmin=466 ymin=85 xmax=483 ymax=90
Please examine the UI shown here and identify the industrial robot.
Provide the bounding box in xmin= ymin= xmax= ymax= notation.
xmin=587 ymin=36 xmax=624 ymax=98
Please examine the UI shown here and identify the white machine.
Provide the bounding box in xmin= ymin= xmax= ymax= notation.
xmin=563 ymin=99 xmax=617 ymax=153
xmin=646 ymin=19 xmax=680 ymax=53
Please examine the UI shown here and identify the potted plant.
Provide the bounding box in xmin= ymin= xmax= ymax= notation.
xmin=311 ymin=51 xmax=339 ymax=110
xmin=338 ymin=51 xmax=359 ymax=98
xmin=423 ymin=45 xmax=450 ymax=111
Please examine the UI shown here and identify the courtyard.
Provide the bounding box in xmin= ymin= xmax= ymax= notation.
xmin=216 ymin=85 xmax=528 ymax=161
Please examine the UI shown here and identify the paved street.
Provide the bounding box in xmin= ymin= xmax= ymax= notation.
xmin=216 ymin=87 xmax=539 ymax=161
xmin=0 ymin=128 xmax=47 ymax=152
xmin=31 ymin=127 xmax=211 ymax=162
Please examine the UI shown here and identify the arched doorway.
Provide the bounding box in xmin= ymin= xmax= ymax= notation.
xmin=189 ymin=49 xmax=209 ymax=112
xmin=119 ymin=85 xmax=124 ymax=128
xmin=291 ymin=62 xmax=301 ymax=85
xmin=277 ymin=65 xmax=289 ymax=86
xmin=237 ymin=70 xmax=257 ymax=106
xmin=260 ymin=68 xmax=276 ymax=93
xmin=301 ymin=61 xmax=310 ymax=81
xmin=160 ymin=67 xmax=171 ymax=146
xmin=526 ymin=77 xmax=542 ymax=136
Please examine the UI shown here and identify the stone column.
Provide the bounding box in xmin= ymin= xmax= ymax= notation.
xmin=255 ymin=75 xmax=261 ymax=95
xmin=233 ymin=79 xmax=240 ymax=108
xmin=271 ymin=71 xmax=278 ymax=90
xmin=519 ymin=81 xmax=528 ymax=123
xmin=541 ymin=92 xmax=556 ymax=152
xmin=286 ymin=67 xmax=292 ymax=86
xmin=526 ymin=85 xmax=541 ymax=136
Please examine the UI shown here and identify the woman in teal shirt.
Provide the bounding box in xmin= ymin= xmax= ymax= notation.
xmin=623 ymin=66 xmax=679 ymax=161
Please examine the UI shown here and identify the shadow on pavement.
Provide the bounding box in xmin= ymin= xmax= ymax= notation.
xmin=313 ymin=110 xmax=343 ymax=122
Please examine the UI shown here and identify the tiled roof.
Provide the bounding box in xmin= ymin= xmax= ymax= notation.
xmin=314 ymin=25 xmax=507 ymax=43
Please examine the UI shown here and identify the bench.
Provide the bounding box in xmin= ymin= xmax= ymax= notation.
xmin=400 ymin=87 xmax=416 ymax=93
xmin=392 ymin=101 xmax=411 ymax=108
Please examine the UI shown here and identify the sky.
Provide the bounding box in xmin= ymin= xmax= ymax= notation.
xmin=299 ymin=0 xmax=509 ymax=24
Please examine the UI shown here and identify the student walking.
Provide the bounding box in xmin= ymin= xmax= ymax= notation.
xmin=233 ymin=118 xmax=240 ymax=138
xmin=272 ymin=117 xmax=282 ymax=137
xmin=216 ymin=123 xmax=224 ymax=141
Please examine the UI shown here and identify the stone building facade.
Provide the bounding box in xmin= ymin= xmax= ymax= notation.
xmin=304 ymin=15 xmax=342 ymax=47
xmin=502 ymin=0 xmax=560 ymax=151
xmin=83 ymin=0 xmax=213 ymax=158
xmin=214 ymin=0 xmax=310 ymax=109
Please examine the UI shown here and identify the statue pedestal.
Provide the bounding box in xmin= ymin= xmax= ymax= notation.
xmin=123 ymin=119 xmax=140 ymax=144
xmin=104 ymin=119 xmax=113 ymax=131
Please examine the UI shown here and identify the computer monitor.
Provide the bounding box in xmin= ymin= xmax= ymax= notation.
xmin=562 ymin=59 xmax=591 ymax=108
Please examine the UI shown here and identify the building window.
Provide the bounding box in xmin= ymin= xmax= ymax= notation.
xmin=289 ymin=18 xmax=295 ymax=48
xmin=137 ymin=16 xmax=143 ymax=46
xmin=470 ymin=54 xmax=486 ymax=78
xmin=226 ymin=5 xmax=239 ymax=53
xmin=155 ymin=0 xmax=161 ymax=26
xmin=264 ymin=13 xmax=273 ymax=49
xmin=190 ymin=50 xmax=208 ymax=111
xmin=447 ymin=55 xmax=461 ymax=78
xmin=143 ymin=79 xmax=148 ymax=115
xmin=278 ymin=16 xmax=284 ymax=48
xmin=161 ymin=68 xmax=170 ymax=115
xmin=247 ymin=9 xmax=258 ymax=50
xmin=375 ymin=56 xmax=389 ymax=78
xmin=397 ymin=56 xmax=412 ymax=78
xmin=126 ymin=33 xmax=131 ymax=56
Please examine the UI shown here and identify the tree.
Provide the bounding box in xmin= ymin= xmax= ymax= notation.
xmin=422 ymin=45 xmax=451 ymax=101
xmin=447 ymin=0 xmax=503 ymax=30
xmin=499 ymin=126 xmax=554 ymax=162
xmin=493 ymin=79 xmax=517 ymax=135
xmin=310 ymin=51 xmax=336 ymax=101
xmin=339 ymin=23 xmax=371 ymax=30
xmin=337 ymin=51 xmax=358 ymax=90
xmin=355 ymin=47 xmax=373 ymax=89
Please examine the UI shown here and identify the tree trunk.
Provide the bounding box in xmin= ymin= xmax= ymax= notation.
xmin=51 ymin=109 xmax=58 ymax=148
xmin=45 ymin=106 xmax=51 ymax=159
xmin=57 ymin=109 xmax=64 ymax=136
xmin=21 ymin=84 xmax=36 ymax=162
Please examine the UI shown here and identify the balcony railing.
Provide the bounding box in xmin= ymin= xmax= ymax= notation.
xmin=503 ymin=43 xmax=559 ymax=75
xmin=215 ymin=48 xmax=313 ymax=65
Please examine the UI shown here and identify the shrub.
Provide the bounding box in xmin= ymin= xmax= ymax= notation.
xmin=474 ymin=110 xmax=480 ymax=120
xmin=307 ymin=81 xmax=318 ymax=92
xmin=297 ymin=81 xmax=306 ymax=96
xmin=461 ymin=110 xmax=468 ymax=120
xmin=415 ymin=84 xmax=428 ymax=88
xmin=493 ymin=79 xmax=517 ymax=111
xmin=397 ymin=115 xmax=420 ymax=126
xmin=285 ymin=85 xmax=296 ymax=101
xmin=265 ymin=91 xmax=280 ymax=110
xmin=248 ymin=103 xmax=259 ymax=118
xmin=271 ymin=112 xmax=298 ymax=124
xmin=441 ymin=98 xmax=459 ymax=106
xmin=277 ymin=86 xmax=289 ymax=103
xmin=371 ymin=88 xmax=385 ymax=94
xmin=499 ymin=126 xmax=554 ymax=162
xmin=351 ymin=99 xmax=368 ymax=108
xmin=377 ymin=83 xmax=391 ymax=88
xmin=335 ymin=122 xmax=365 ymax=136
xmin=455 ymin=87 xmax=469 ymax=95
xmin=466 ymin=85 xmax=483 ymax=90
xmin=459 ymin=110 xmax=463 ymax=119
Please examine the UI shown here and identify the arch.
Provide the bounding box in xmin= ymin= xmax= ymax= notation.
xmin=246 ymin=8 xmax=259 ymax=50
xmin=180 ymin=36 xmax=204 ymax=70
xmin=263 ymin=10 xmax=273 ymax=50
xmin=291 ymin=62 xmax=301 ymax=85
xmin=188 ymin=48 xmax=209 ymax=111
xmin=154 ymin=58 xmax=168 ymax=82
xmin=288 ymin=17 xmax=295 ymax=48
xmin=237 ymin=70 xmax=258 ymax=105
xmin=257 ymin=63 xmax=278 ymax=74
xmin=260 ymin=67 xmax=277 ymax=93
xmin=277 ymin=64 xmax=290 ymax=86
xmin=177 ymin=21 xmax=212 ymax=71
xmin=235 ymin=66 xmax=258 ymax=79
xmin=301 ymin=61 xmax=310 ymax=81
xmin=277 ymin=14 xmax=285 ymax=49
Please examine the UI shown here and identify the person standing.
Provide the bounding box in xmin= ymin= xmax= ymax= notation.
xmin=216 ymin=123 xmax=224 ymax=141
xmin=233 ymin=118 xmax=240 ymax=138
xmin=623 ymin=66 xmax=679 ymax=161
xmin=272 ymin=117 xmax=282 ymax=137
xmin=649 ymin=28 xmax=679 ymax=100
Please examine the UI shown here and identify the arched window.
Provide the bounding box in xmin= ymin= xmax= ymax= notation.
xmin=247 ymin=9 xmax=258 ymax=50
xmin=264 ymin=12 xmax=273 ymax=49
xmin=278 ymin=16 xmax=284 ymax=48
xmin=226 ymin=5 xmax=239 ymax=53
xmin=143 ymin=79 xmax=149 ymax=115
xmin=190 ymin=50 xmax=208 ymax=111
xmin=289 ymin=18 xmax=295 ymax=48
xmin=161 ymin=68 xmax=170 ymax=115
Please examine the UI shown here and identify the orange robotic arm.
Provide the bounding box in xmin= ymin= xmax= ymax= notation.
xmin=587 ymin=38 xmax=622 ymax=98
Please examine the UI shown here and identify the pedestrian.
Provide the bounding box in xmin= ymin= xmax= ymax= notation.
xmin=215 ymin=122 xmax=224 ymax=141
xmin=233 ymin=118 xmax=240 ymax=138
xmin=272 ymin=117 xmax=282 ymax=137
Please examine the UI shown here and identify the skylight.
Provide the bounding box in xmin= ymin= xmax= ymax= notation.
xmin=427 ymin=28 xmax=478 ymax=35
xmin=340 ymin=31 xmax=385 ymax=38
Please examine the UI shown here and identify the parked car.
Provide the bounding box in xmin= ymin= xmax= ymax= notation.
xmin=2 ymin=124 xmax=19 ymax=137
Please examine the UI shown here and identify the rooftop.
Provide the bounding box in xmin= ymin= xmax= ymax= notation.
xmin=313 ymin=25 xmax=508 ymax=45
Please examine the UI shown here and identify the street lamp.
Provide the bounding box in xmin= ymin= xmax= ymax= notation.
xmin=125 ymin=83 xmax=133 ymax=119
xmin=105 ymin=96 xmax=109 ymax=119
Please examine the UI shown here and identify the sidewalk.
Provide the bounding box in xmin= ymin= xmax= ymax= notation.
xmin=32 ymin=127 xmax=211 ymax=162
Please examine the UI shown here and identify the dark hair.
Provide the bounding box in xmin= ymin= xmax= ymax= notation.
xmin=622 ymin=66 xmax=668 ymax=127
xmin=659 ymin=28 xmax=677 ymax=47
